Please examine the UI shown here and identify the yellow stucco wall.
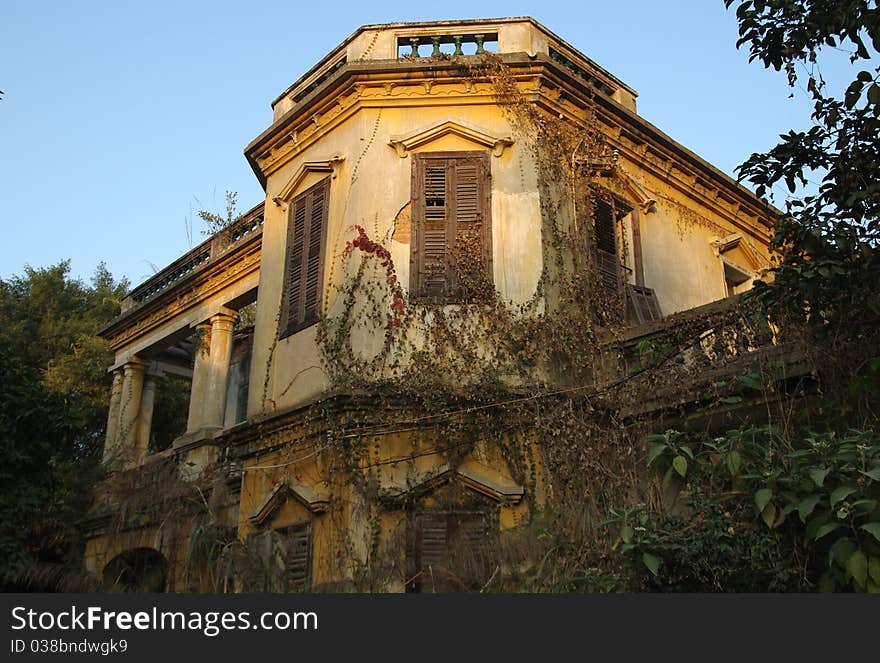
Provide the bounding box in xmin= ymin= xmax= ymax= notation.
xmin=249 ymin=101 xmax=547 ymax=416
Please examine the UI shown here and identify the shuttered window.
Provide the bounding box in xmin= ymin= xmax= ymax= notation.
xmin=406 ymin=510 xmax=494 ymax=592
xmin=280 ymin=178 xmax=330 ymax=338
xmin=411 ymin=151 xmax=492 ymax=302
xmin=244 ymin=523 xmax=312 ymax=592
xmin=625 ymin=284 xmax=663 ymax=324
xmin=278 ymin=524 xmax=312 ymax=592
xmin=594 ymin=197 xmax=620 ymax=294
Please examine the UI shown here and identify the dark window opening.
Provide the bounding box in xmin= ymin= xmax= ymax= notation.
xmin=724 ymin=261 xmax=752 ymax=296
xmin=149 ymin=374 xmax=191 ymax=454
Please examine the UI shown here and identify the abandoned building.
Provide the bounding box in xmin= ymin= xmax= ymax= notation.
xmin=85 ymin=17 xmax=781 ymax=592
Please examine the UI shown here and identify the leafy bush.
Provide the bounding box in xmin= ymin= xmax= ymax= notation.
xmin=609 ymin=426 xmax=880 ymax=592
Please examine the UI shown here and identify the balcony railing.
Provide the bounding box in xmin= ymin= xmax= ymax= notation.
xmin=592 ymin=294 xmax=810 ymax=419
xmin=128 ymin=207 xmax=264 ymax=306
xmin=397 ymin=32 xmax=499 ymax=58
xmin=549 ymin=47 xmax=616 ymax=97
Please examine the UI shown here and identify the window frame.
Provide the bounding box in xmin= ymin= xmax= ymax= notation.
xmin=279 ymin=177 xmax=330 ymax=339
xmin=405 ymin=508 xmax=496 ymax=593
xmin=592 ymin=194 xmax=633 ymax=296
xmin=409 ymin=150 xmax=493 ymax=304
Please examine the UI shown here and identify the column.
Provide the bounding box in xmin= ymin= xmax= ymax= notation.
xmin=102 ymin=368 xmax=124 ymax=464
xmin=186 ymin=310 xmax=238 ymax=433
xmin=116 ymin=357 xmax=149 ymax=462
xmin=134 ymin=375 xmax=157 ymax=462
xmin=204 ymin=311 xmax=238 ymax=428
xmin=186 ymin=322 xmax=213 ymax=433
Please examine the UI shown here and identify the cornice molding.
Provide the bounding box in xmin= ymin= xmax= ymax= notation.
xmin=103 ymin=242 xmax=261 ymax=351
xmin=245 ymin=58 xmax=773 ymax=240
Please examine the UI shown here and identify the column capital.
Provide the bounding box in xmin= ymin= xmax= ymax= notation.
xmin=210 ymin=310 xmax=239 ymax=332
xmin=122 ymin=357 xmax=150 ymax=374
xmin=192 ymin=306 xmax=238 ymax=330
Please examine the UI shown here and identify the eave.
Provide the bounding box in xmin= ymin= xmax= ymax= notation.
xmin=245 ymin=54 xmax=776 ymax=236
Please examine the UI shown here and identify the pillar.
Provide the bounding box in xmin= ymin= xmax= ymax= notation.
xmin=186 ymin=322 xmax=213 ymax=433
xmin=186 ymin=310 xmax=238 ymax=433
xmin=102 ymin=368 xmax=124 ymax=464
xmin=134 ymin=375 xmax=157 ymax=462
xmin=116 ymin=357 xmax=149 ymax=463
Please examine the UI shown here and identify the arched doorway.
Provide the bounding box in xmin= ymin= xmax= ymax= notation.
xmin=102 ymin=547 xmax=168 ymax=592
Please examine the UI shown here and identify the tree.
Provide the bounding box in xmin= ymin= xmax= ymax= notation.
xmin=724 ymin=1 xmax=880 ymax=334
xmin=601 ymin=3 xmax=880 ymax=595
xmin=0 ymin=262 xmax=128 ymax=588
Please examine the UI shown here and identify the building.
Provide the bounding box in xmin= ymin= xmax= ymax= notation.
xmin=85 ymin=18 xmax=778 ymax=592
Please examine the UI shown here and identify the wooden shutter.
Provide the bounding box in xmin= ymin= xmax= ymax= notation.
xmin=452 ymin=512 xmax=492 ymax=583
xmin=407 ymin=510 xmax=493 ymax=592
xmin=406 ymin=511 xmax=448 ymax=593
xmin=281 ymin=178 xmax=329 ymax=338
xmin=411 ymin=152 xmax=491 ymax=302
xmin=626 ymin=284 xmax=663 ymax=324
xmin=419 ymin=513 xmax=449 ymax=569
xmin=282 ymin=524 xmax=312 ymax=592
xmin=421 ymin=163 xmax=449 ymax=299
xmin=247 ymin=525 xmax=312 ymax=592
xmin=594 ymin=198 xmax=620 ymax=293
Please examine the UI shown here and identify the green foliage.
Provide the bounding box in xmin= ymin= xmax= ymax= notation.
xmin=615 ymin=493 xmax=806 ymax=591
xmin=149 ymin=376 xmax=191 ymax=454
xmin=724 ymin=1 xmax=880 ymax=338
xmin=199 ymin=191 xmax=242 ymax=236
xmin=614 ymin=425 xmax=880 ymax=591
xmin=0 ymin=261 xmax=127 ymax=586
xmin=620 ymin=2 xmax=880 ymax=593
xmin=645 ymin=430 xmax=694 ymax=489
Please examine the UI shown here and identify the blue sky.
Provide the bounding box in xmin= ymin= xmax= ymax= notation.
xmin=0 ymin=1 xmax=857 ymax=287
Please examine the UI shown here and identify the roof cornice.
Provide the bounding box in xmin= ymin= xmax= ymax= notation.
xmin=245 ymin=54 xmax=775 ymax=232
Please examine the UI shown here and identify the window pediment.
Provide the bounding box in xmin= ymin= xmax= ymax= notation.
xmin=379 ymin=463 xmax=524 ymax=504
xmin=248 ymin=478 xmax=330 ymax=527
xmin=388 ymin=120 xmax=513 ymax=158
xmin=711 ymin=233 xmax=761 ymax=271
xmin=272 ymin=155 xmax=344 ymax=207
